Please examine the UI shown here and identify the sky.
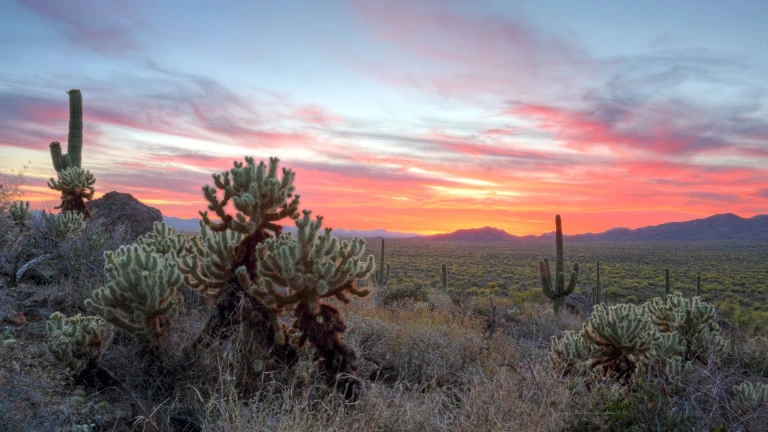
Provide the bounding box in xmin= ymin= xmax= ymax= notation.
xmin=1 ymin=0 xmax=768 ymax=235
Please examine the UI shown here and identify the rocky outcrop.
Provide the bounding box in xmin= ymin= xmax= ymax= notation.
xmin=87 ymin=191 xmax=162 ymax=242
xmin=565 ymin=294 xmax=594 ymax=318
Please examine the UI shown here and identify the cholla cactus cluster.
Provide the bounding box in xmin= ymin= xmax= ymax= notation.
xmin=45 ymin=211 xmax=86 ymax=240
xmin=583 ymin=304 xmax=661 ymax=381
xmin=85 ymin=244 xmax=182 ymax=350
xmin=178 ymin=156 xmax=375 ymax=398
xmin=180 ymin=157 xmax=298 ymax=297
xmin=237 ymin=210 xmax=374 ymax=397
xmin=47 ymin=89 xmax=95 ymax=217
xmin=180 ymin=222 xmax=243 ymax=296
xmin=550 ymin=330 xmax=595 ymax=376
xmin=645 ymin=292 xmax=727 ymax=362
xmin=732 ymin=381 xmax=768 ymax=413
xmin=137 ymin=221 xmax=197 ymax=256
xmin=551 ymin=293 xmax=724 ymax=382
xmin=539 ymin=214 xmax=579 ymax=314
xmin=8 ymin=201 xmax=30 ymax=229
xmin=45 ymin=312 xmax=107 ymax=371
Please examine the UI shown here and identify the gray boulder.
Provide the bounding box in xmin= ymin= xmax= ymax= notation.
xmin=87 ymin=191 xmax=162 ymax=242
xmin=565 ymin=294 xmax=594 ymax=318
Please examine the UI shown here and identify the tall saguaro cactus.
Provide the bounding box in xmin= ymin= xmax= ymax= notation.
xmin=539 ymin=214 xmax=579 ymax=314
xmin=47 ymin=89 xmax=95 ymax=217
xmin=377 ymin=238 xmax=387 ymax=285
xmin=696 ymin=274 xmax=701 ymax=297
xmin=441 ymin=263 xmax=447 ymax=290
xmin=664 ymin=269 xmax=670 ymax=299
xmin=590 ymin=261 xmax=602 ymax=305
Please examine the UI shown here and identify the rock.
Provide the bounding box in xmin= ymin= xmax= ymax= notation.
xmin=87 ymin=191 xmax=162 ymax=242
xmin=17 ymin=261 xmax=57 ymax=284
xmin=565 ymin=294 xmax=594 ymax=318
xmin=4 ymin=311 xmax=26 ymax=325
xmin=715 ymin=318 xmax=737 ymax=334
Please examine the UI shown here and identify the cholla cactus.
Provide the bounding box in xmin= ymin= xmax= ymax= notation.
xmin=583 ymin=304 xmax=660 ymax=381
xmin=539 ymin=214 xmax=579 ymax=314
xmin=650 ymin=331 xmax=688 ymax=376
xmin=180 ymin=222 xmax=243 ymax=296
xmin=47 ymin=90 xmax=95 ymax=217
xmin=85 ymin=244 xmax=182 ymax=350
xmin=137 ymin=221 xmax=197 ymax=256
xmin=733 ymin=381 xmax=768 ymax=413
xmin=8 ymin=201 xmax=30 ymax=229
xmin=46 ymin=312 xmax=107 ymax=371
xmin=238 ymin=209 xmax=375 ymax=399
xmin=48 ymin=167 xmax=96 ymax=217
xmin=42 ymin=210 xmax=86 ymax=240
xmin=550 ymin=330 xmax=595 ymax=376
xmin=645 ymin=292 xmax=727 ymax=362
xmin=178 ymin=157 xmax=299 ymax=345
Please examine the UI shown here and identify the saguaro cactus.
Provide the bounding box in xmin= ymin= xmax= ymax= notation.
xmin=539 ymin=214 xmax=579 ymax=314
xmin=589 ymin=261 xmax=602 ymax=305
xmin=49 ymin=90 xmax=83 ymax=172
xmin=47 ymin=89 xmax=95 ymax=217
xmin=664 ymin=269 xmax=670 ymax=299
xmin=441 ymin=263 xmax=447 ymax=290
xmin=696 ymin=274 xmax=701 ymax=297
xmin=376 ymin=238 xmax=387 ymax=285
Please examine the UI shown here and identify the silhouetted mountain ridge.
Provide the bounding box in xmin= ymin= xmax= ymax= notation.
xmin=162 ymin=216 xmax=422 ymax=238
xmin=420 ymin=213 xmax=768 ymax=242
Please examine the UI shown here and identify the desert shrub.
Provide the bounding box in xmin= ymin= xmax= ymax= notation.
xmin=345 ymin=298 xmax=485 ymax=387
xmin=550 ymin=294 xmax=728 ymax=383
xmin=564 ymin=382 xmax=699 ymax=432
xmin=0 ymin=167 xmax=26 ymax=213
xmin=53 ymin=218 xmax=129 ymax=310
xmin=0 ymin=214 xmax=24 ymax=276
xmin=374 ymin=281 xmax=431 ymax=306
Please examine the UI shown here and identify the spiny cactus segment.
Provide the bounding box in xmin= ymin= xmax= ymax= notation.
xmin=645 ymin=292 xmax=727 ymax=362
xmin=137 ymin=221 xmax=197 ymax=256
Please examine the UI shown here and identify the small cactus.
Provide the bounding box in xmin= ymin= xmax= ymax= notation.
xmin=46 ymin=312 xmax=107 ymax=371
xmin=8 ymin=201 xmax=30 ymax=229
xmin=733 ymin=381 xmax=768 ymax=413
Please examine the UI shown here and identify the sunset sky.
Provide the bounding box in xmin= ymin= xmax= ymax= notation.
xmin=2 ymin=0 xmax=768 ymax=235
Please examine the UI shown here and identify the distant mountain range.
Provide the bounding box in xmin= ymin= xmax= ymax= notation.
xmin=164 ymin=213 xmax=768 ymax=242
xmin=420 ymin=213 xmax=768 ymax=242
xmin=162 ymin=216 xmax=422 ymax=239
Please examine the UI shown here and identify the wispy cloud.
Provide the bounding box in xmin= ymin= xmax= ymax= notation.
xmin=16 ymin=0 xmax=144 ymax=55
